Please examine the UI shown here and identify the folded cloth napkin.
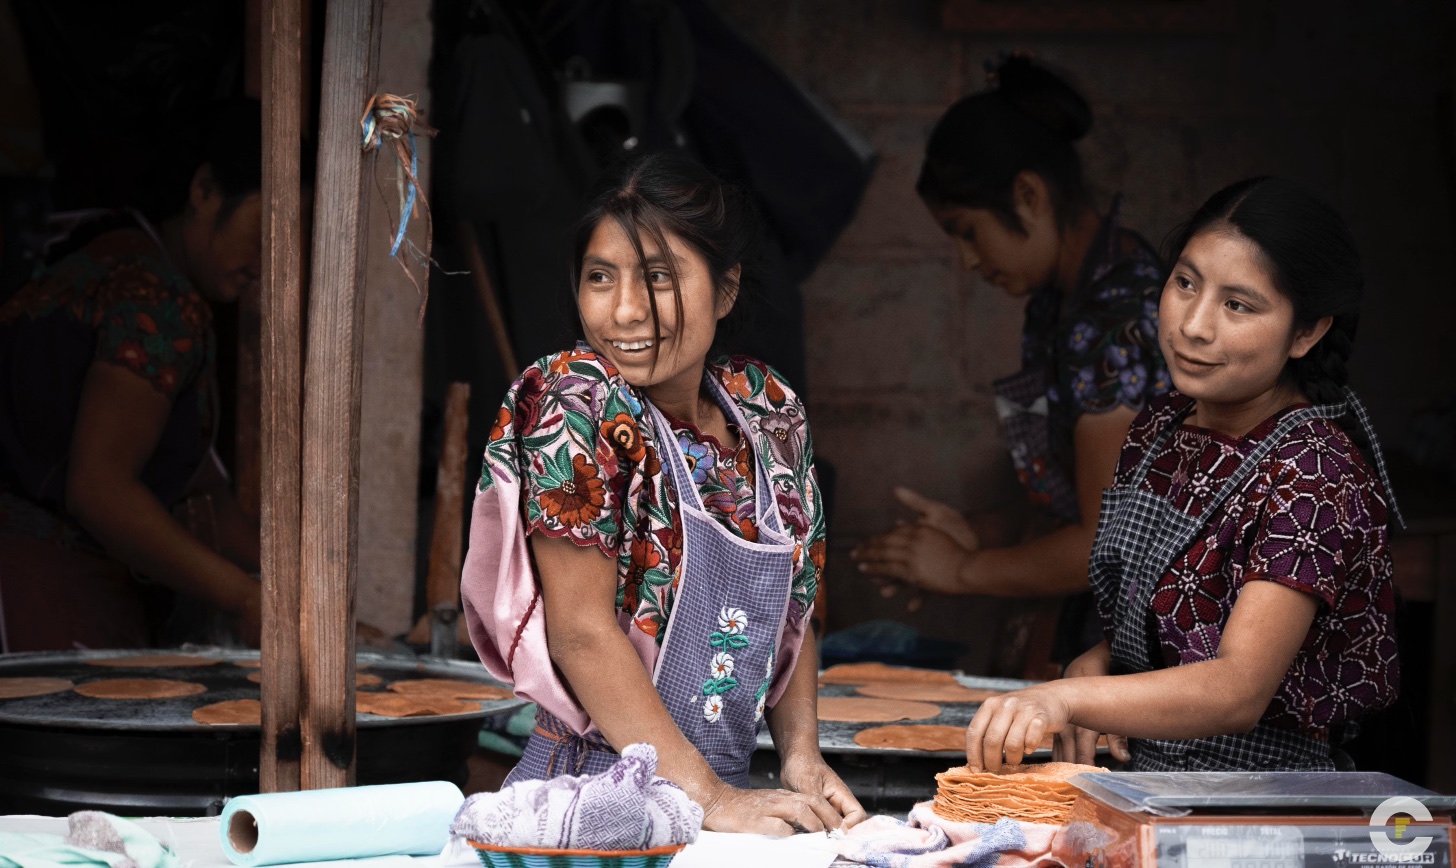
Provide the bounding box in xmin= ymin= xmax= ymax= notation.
xmin=0 ymin=813 xmax=179 ymax=868
xmin=836 ymin=802 xmax=1062 ymax=868
xmin=451 ymin=742 xmax=703 ymax=851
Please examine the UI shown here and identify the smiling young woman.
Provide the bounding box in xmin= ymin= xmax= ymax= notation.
xmin=961 ymin=177 xmax=1404 ymax=773
xmin=461 ymin=152 xmax=863 ymax=836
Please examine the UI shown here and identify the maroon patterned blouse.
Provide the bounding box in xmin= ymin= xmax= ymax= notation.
xmin=1107 ymin=391 xmax=1399 ymax=736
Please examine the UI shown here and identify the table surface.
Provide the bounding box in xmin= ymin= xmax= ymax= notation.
xmin=0 ymin=815 xmax=843 ymax=868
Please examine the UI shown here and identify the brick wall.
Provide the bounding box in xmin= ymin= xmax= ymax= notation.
xmin=715 ymin=0 xmax=1456 ymax=669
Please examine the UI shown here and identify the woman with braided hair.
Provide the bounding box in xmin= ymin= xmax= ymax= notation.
xmin=961 ymin=177 xmax=1403 ymax=772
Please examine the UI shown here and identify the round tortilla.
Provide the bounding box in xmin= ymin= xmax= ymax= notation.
xmin=0 ymin=677 xmax=74 ymax=700
xmin=819 ymin=662 xmax=957 ymax=686
xmin=817 ymin=696 xmax=940 ymax=723
xmin=854 ymin=724 xmax=965 ymax=752
xmin=193 ymin=699 xmax=261 ymax=726
xmin=233 ymin=659 xmax=262 ymax=669
xmin=855 ymin=682 xmax=1002 ymax=704
xmin=356 ymin=692 xmax=478 ymax=718
xmin=386 ymin=678 xmax=512 ymax=700
xmin=86 ymin=654 xmax=219 ymax=669
xmin=75 ymin=678 xmax=207 ymax=699
xmin=246 ymin=672 xmax=382 ymax=688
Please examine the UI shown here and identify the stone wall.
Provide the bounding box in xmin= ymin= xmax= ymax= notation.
xmin=715 ymin=0 xmax=1456 ymax=669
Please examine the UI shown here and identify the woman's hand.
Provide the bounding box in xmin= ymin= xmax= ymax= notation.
xmin=851 ymin=523 xmax=976 ymax=594
xmin=893 ymin=487 xmax=980 ymax=549
xmin=700 ymin=782 xmax=847 ymax=837
xmin=965 ymin=684 xmax=1073 ymax=773
xmin=780 ymin=753 xmax=867 ymax=831
xmin=1054 ymin=642 xmax=1130 ymax=765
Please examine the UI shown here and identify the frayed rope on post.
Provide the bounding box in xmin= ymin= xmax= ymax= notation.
xmin=360 ymin=93 xmax=438 ymax=322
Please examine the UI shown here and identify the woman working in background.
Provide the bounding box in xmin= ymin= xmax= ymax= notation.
xmin=854 ymin=56 xmax=1170 ymax=669
xmin=0 ymin=102 xmax=263 ymax=651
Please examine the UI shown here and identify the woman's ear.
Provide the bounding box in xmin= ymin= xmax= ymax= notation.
xmin=716 ymin=266 xmax=741 ymax=319
xmin=189 ymin=163 xmax=221 ymax=216
xmin=1288 ymin=315 xmax=1334 ymax=359
xmin=1013 ymin=171 xmax=1051 ymax=220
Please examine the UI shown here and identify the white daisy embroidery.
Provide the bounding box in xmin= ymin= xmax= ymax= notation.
xmin=765 ymin=652 xmax=775 ymax=679
xmin=718 ymin=607 xmax=747 ymax=635
xmin=755 ymin=693 xmax=766 ymax=722
xmin=703 ymin=694 xmax=723 ymax=723
xmin=710 ymin=652 xmax=735 ymax=680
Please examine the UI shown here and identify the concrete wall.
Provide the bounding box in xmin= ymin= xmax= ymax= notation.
xmin=715 ymin=0 xmax=1456 ymax=669
xmin=357 ymin=0 xmax=432 ymax=636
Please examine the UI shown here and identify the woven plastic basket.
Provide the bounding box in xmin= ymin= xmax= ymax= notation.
xmin=467 ymin=840 xmax=686 ymax=868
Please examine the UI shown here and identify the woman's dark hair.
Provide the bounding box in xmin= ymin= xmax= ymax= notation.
xmin=142 ymin=99 xmax=275 ymax=224
xmin=1162 ymin=176 xmax=1362 ymax=405
xmin=917 ymin=55 xmax=1093 ymax=232
xmin=570 ymin=151 xmax=761 ymax=365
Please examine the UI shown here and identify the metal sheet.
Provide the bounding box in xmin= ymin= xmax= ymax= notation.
xmin=0 ymin=648 xmax=525 ymax=731
xmin=1072 ymin=771 xmax=1456 ymax=813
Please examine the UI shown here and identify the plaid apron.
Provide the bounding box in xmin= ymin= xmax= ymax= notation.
xmin=505 ymin=372 xmax=796 ymax=787
xmin=1087 ymin=388 xmax=1399 ymax=771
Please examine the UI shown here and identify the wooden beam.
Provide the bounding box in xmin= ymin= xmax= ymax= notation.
xmin=259 ymin=0 xmax=305 ymax=794
xmin=299 ymin=0 xmax=382 ymax=788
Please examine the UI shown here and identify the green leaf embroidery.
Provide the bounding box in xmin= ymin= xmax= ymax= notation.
xmin=565 ymin=409 xmax=597 ymax=451
xmin=702 ymin=676 xmax=740 ymax=697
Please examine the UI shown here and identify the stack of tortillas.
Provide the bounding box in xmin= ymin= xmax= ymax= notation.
xmin=931 ymin=762 xmax=1100 ymax=825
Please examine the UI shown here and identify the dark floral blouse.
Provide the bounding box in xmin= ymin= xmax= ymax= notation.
xmin=479 ymin=345 xmax=825 ymax=642
xmin=0 ymin=224 xmax=216 ymax=548
xmin=1020 ymin=219 xmax=1173 ymax=487
xmin=1105 ymin=392 xmax=1399 ymax=735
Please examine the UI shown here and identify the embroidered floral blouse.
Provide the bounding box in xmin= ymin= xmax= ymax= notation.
xmin=479 ymin=345 xmax=825 ymax=642
xmin=0 ymin=223 xmax=216 ymax=549
xmin=1103 ymin=392 xmax=1399 ymax=735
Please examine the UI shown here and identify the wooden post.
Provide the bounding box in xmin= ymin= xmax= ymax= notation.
xmin=299 ymin=0 xmax=382 ymax=788
xmin=259 ymin=0 xmax=306 ymax=794
xmin=406 ymin=382 xmax=471 ymax=648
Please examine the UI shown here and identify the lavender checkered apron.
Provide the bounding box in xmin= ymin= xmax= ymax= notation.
xmin=1087 ymin=389 xmax=1400 ymax=771
xmin=505 ymin=371 xmax=796 ymax=787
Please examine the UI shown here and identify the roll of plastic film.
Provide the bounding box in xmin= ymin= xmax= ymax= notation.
xmin=218 ymin=781 xmax=465 ymax=866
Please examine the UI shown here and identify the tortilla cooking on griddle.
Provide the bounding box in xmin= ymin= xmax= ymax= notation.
xmin=75 ymin=678 xmax=207 ymax=700
xmin=817 ymin=696 xmax=940 ymax=723
xmin=0 ymin=677 xmax=74 ymax=699
xmin=386 ymin=678 xmax=512 ymax=700
xmin=854 ymin=724 xmax=966 ymax=752
xmin=355 ymin=691 xmax=478 ymax=718
xmin=855 ymin=681 xmax=1002 ymax=704
xmin=193 ymin=699 xmax=261 ymax=726
xmin=819 ymin=662 xmax=958 ymax=686
xmin=86 ymin=654 xmax=219 ymax=668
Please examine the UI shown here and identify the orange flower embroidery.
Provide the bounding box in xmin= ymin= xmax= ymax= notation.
xmin=737 ymin=517 xmax=759 ymax=543
xmin=810 ymin=540 xmax=827 ymax=573
xmin=540 ymin=454 xmax=606 ymax=527
xmin=600 ymin=413 xmax=646 ymax=462
xmin=764 ymin=373 xmax=786 ymax=406
xmin=136 ymin=312 xmax=159 ymax=335
xmin=724 ymin=370 xmax=753 ymax=400
xmin=489 ymin=407 xmax=512 ymax=443
xmin=156 ymin=366 xmax=179 ymax=393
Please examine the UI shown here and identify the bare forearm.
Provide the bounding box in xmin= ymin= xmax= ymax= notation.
xmin=766 ymin=629 xmax=822 ymax=763
xmin=549 ymin=626 xmax=723 ymax=805
xmin=960 ymin=522 xmax=1095 ymax=596
xmin=1056 ymin=658 xmax=1268 ymax=739
xmin=71 ymin=478 xmax=256 ymax=613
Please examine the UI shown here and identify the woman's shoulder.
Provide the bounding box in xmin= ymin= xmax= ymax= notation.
xmin=517 ymin=346 xmax=633 ymax=402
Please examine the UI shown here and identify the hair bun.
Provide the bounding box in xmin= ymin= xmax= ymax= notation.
xmin=994 ymin=55 xmax=1093 ymax=142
